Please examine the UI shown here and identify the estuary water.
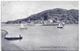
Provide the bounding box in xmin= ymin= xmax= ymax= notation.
xmin=1 ymin=24 xmax=79 ymax=51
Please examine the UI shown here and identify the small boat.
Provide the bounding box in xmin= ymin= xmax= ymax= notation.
xmin=4 ymin=35 xmax=22 ymax=40
xmin=57 ymin=23 xmax=64 ymax=28
xmin=20 ymin=23 xmax=25 ymax=28
xmin=20 ymin=23 xmax=27 ymax=29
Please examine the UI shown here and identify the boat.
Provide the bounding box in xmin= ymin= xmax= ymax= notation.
xmin=57 ymin=23 xmax=64 ymax=28
xmin=4 ymin=35 xmax=22 ymax=40
xmin=20 ymin=23 xmax=27 ymax=29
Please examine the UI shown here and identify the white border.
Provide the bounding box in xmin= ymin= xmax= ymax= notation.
xmin=0 ymin=0 xmax=79 ymax=51
xmin=1 ymin=0 xmax=79 ymax=1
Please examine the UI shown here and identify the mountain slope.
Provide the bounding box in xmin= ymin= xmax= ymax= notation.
xmin=5 ymin=8 xmax=79 ymax=24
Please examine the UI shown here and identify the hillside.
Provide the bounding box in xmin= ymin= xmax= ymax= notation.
xmin=5 ymin=8 xmax=79 ymax=24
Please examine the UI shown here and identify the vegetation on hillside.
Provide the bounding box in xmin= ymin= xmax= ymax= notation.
xmin=5 ymin=8 xmax=79 ymax=24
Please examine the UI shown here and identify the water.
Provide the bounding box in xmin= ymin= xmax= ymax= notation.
xmin=1 ymin=24 xmax=79 ymax=51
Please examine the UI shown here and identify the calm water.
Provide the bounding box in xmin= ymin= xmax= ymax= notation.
xmin=1 ymin=24 xmax=79 ymax=51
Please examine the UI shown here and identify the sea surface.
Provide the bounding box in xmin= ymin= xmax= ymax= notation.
xmin=1 ymin=24 xmax=79 ymax=51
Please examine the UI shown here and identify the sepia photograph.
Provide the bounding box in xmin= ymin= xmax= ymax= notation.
xmin=1 ymin=1 xmax=79 ymax=51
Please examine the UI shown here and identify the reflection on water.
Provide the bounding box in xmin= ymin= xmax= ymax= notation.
xmin=1 ymin=24 xmax=79 ymax=51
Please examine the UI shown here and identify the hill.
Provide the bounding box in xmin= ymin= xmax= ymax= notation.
xmin=5 ymin=8 xmax=79 ymax=24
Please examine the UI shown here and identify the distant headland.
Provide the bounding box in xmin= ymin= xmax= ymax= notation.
xmin=4 ymin=8 xmax=79 ymax=24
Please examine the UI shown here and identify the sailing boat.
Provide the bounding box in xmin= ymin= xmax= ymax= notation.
xmin=57 ymin=22 xmax=64 ymax=28
xmin=20 ymin=23 xmax=27 ymax=29
xmin=20 ymin=23 xmax=24 ymax=28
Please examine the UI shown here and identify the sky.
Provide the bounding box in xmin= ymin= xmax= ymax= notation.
xmin=1 ymin=1 xmax=78 ymax=22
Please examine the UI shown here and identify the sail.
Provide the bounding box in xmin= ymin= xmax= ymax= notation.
xmin=59 ymin=23 xmax=63 ymax=27
xmin=20 ymin=23 xmax=25 ymax=28
xmin=57 ymin=22 xmax=64 ymax=28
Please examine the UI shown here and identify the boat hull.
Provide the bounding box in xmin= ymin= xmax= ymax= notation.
xmin=4 ymin=37 xmax=22 ymax=40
